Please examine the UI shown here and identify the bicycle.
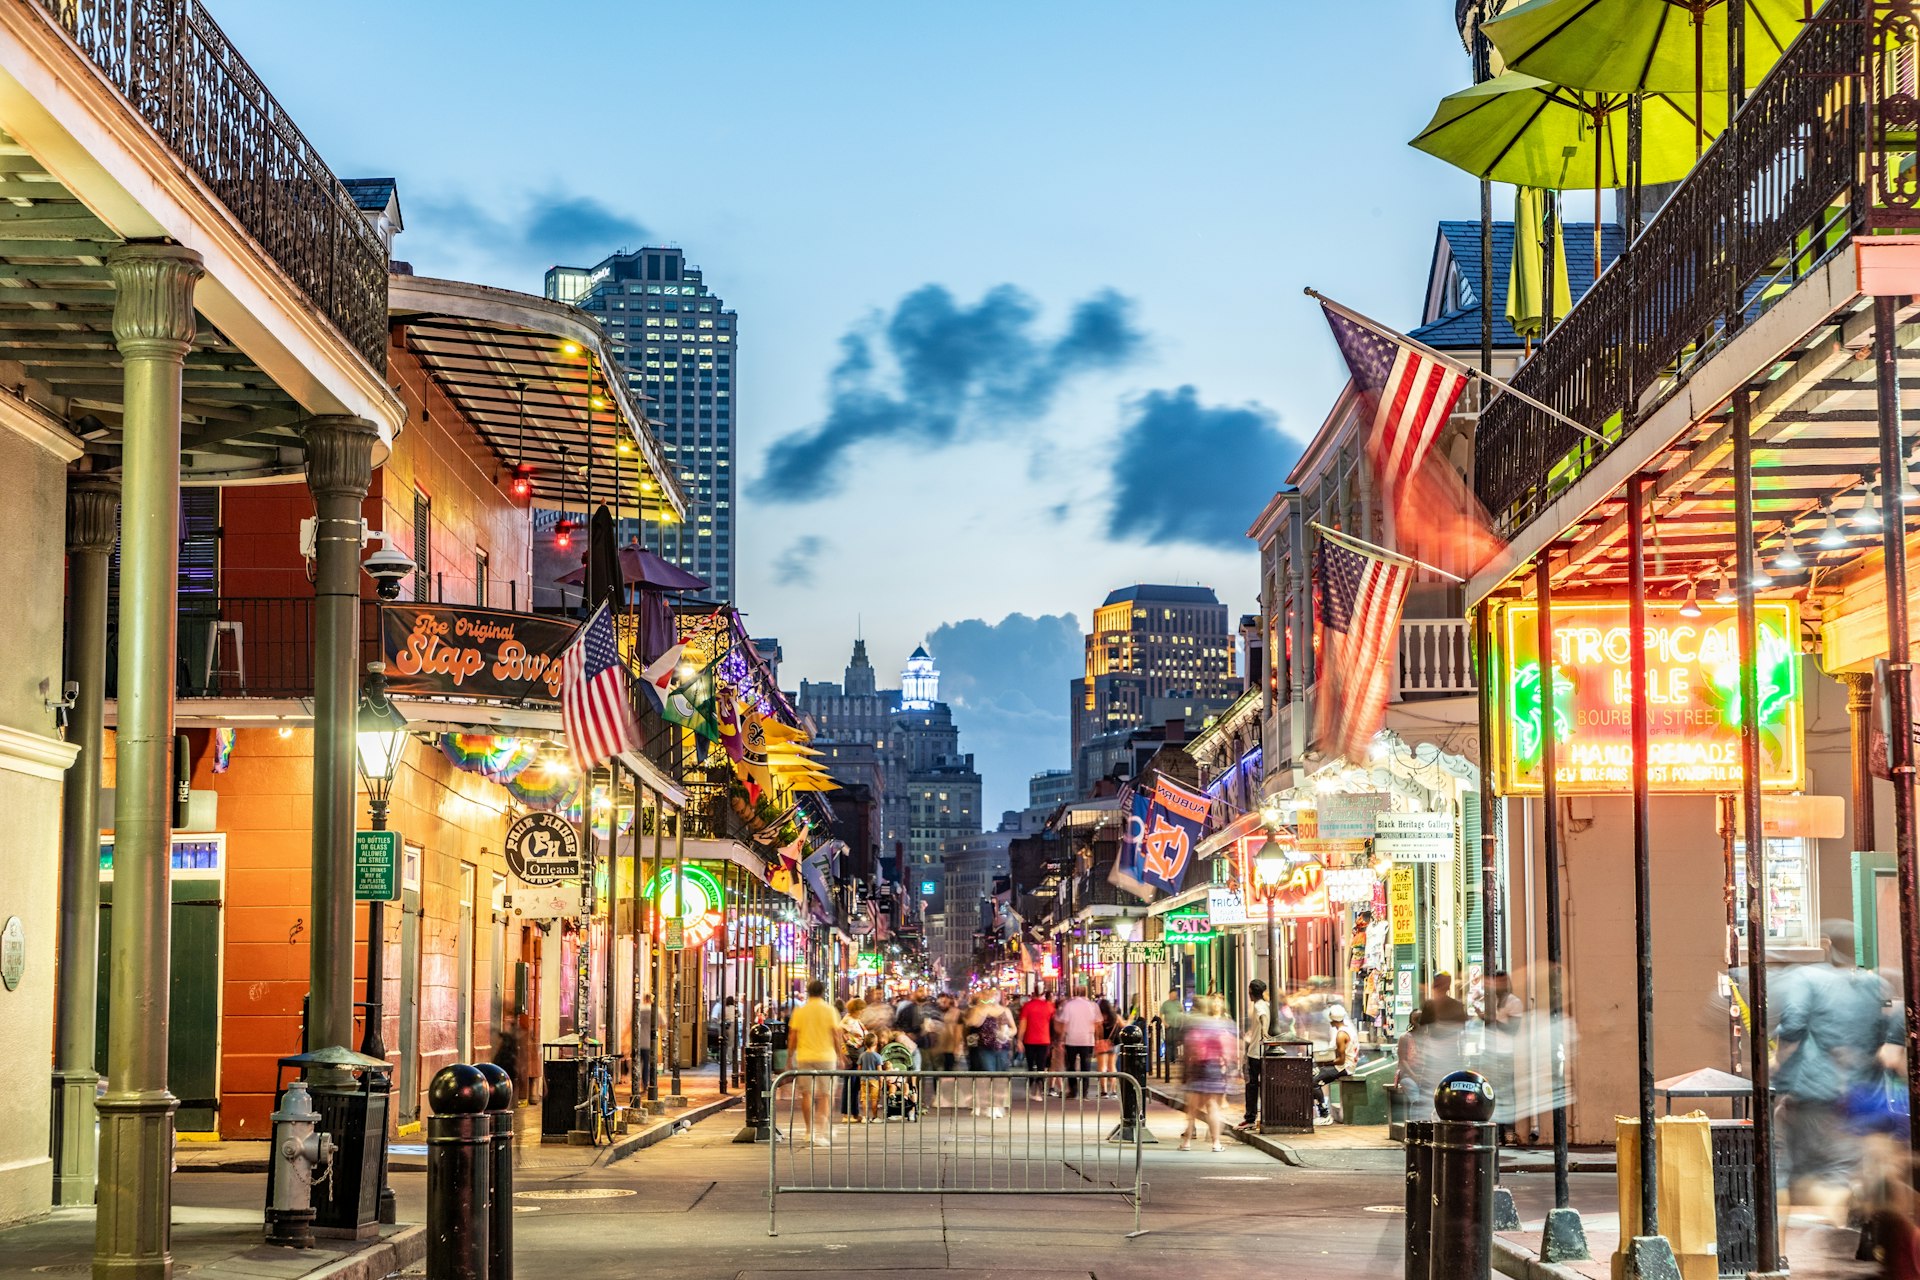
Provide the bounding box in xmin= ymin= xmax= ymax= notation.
xmin=576 ymin=1056 xmax=617 ymax=1146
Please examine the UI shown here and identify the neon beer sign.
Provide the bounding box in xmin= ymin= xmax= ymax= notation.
xmin=1495 ymin=599 xmax=1803 ymax=794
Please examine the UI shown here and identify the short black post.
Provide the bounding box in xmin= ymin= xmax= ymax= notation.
xmin=1106 ymin=1023 xmax=1157 ymax=1144
xmin=427 ymin=1064 xmax=493 ymax=1280
xmin=1430 ymin=1071 xmax=1497 ymax=1280
xmin=1405 ymin=1119 xmax=1435 ymax=1280
xmin=733 ymin=1023 xmax=772 ymax=1144
xmin=1149 ymin=1017 xmax=1163 ymax=1081
xmin=475 ymin=1062 xmax=513 ymax=1280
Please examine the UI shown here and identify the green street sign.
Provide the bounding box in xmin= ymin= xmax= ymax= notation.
xmin=355 ymin=830 xmax=400 ymax=902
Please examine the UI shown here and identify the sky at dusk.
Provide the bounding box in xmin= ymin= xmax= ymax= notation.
xmin=215 ymin=1 xmax=1484 ymax=815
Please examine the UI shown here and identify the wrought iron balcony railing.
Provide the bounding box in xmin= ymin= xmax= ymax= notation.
xmin=1473 ymin=0 xmax=1865 ymax=536
xmin=37 ymin=0 xmax=389 ymax=372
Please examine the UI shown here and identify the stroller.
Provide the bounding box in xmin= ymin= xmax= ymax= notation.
xmin=875 ymin=1041 xmax=920 ymax=1122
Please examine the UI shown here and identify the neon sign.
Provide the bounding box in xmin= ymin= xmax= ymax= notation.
xmin=1495 ymin=600 xmax=1804 ymax=795
xmin=644 ymin=864 xmax=725 ymax=949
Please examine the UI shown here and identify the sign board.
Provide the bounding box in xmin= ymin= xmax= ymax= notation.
xmin=1164 ymin=912 xmax=1213 ymax=940
xmin=1389 ymin=866 xmax=1417 ymax=945
xmin=382 ymin=604 xmax=577 ymax=704
xmin=1395 ymin=965 xmax=1416 ymax=1013
xmin=504 ymin=812 xmax=582 ymax=885
xmin=664 ymin=918 xmax=685 ymax=951
xmin=1324 ymin=866 xmax=1378 ymax=904
xmin=0 ymin=916 xmax=21 ymax=991
xmin=1731 ymin=791 xmax=1846 ymax=840
xmin=1318 ymin=793 xmax=1390 ymax=840
xmin=353 ymin=830 xmax=400 ymax=902
xmin=1374 ymin=813 xmax=1455 ymax=863
xmin=1206 ymin=884 xmax=1250 ymax=928
xmin=1129 ymin=941 xmax=1169 ymax=963
xmin=920 ymin=879 xmax=936 ymax=896
xmin=507 ymin=880 xmax=582 ymax=920
xmin=1495 ymin=599 xmax=1805 ymax=794
xmin=1263 ymin=858 xmax=1330 ymax=919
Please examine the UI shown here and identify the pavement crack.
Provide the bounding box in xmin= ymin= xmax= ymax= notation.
xmin=685 ymin=1179 xmax=717 ymax=1212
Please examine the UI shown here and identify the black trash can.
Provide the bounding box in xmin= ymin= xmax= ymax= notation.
xmin=1259 ymin=1039 xmax=1315 ymax=1134
xmin=541 ymin=1040 xmax=585 ymax=1142
xmin=1710 ymin=1120 xmax=1757 ymax=1278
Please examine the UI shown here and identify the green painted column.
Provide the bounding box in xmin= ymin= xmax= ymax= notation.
xmin=95 ymin=242 xmax=202 ymax=1280
xmin=53 ymin=475 xmax=117 ymax=1207
xmin=300 ymin=416 xmax=378 ymax=1070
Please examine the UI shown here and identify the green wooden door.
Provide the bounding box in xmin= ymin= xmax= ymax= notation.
xmin=96 ymin=879 xmax=222 ymax=1131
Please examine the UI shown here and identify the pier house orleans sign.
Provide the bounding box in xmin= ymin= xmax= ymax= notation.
xmin=381 ymin=604 xmax=574 ymax=703
xmin=1492 ymin=598 xmax=1804 ymax=794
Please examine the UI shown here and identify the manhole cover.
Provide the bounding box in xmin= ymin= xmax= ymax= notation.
xmin=516 ymin=1187 xmax=636 ymax=1201
xmin=1364 ymin=1204 xmax=1407 ymax=1214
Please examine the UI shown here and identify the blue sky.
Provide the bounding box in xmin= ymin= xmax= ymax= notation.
xmin=217 ymin=1 xmax=1480 ymax=815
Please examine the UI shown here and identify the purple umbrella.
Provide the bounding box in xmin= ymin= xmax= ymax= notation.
xmin=554 ymin=541 xmax=708 ymax=593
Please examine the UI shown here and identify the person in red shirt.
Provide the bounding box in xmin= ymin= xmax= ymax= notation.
xmin=1018 ymin=988 xmax=1058 ymax=1098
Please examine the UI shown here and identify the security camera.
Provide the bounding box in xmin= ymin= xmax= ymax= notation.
xmin=363 ymin=545 xmax=415 ymax=600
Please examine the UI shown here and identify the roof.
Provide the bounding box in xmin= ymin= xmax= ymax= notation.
xmin=1101 ymin=584 xmax=1220 ymax=607
xmin=908 ymin=645 xmax=931 ymax=660
xmin=1409 ymin=219 xmax=1624 ymax=350
xmin=342 ymin=177 xmax=400 ymax=219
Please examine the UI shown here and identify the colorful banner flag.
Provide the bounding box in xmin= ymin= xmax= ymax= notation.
xmin=560 ymin=602 xmax=640 ymax=772
xmin=1314 ymin=532 xmax=1415 ymax=763
xmin=1109 ymin=774 xmax=1207 ymax=901
xmin=657 ymin=651 xmax=720 ymax=742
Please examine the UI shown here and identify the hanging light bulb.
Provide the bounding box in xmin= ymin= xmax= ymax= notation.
xmin=1678 ymin=581 xmax=1703 ymax=618
xmin=1855 ymin=480 xmax=1883 ymax=529
xmin=1713 ymin=566 xmax=1736 ymax=606
xmin=1749 ymin=560 xmax=1773 ymax=589
xmin=1774 ymin=529 xmax=1804 ymax=572
xmin=1818 ymin=506 xmax=1846 ymax=550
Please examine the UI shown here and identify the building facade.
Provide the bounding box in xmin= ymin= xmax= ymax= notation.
xmin=546 ymin=247 xmax=736 ymax=603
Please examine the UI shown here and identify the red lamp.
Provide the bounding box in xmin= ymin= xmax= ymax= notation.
xmin=553 ymin=519 xmax=574 ymax=551
xmin=509 ymin=464 xmax=532 ymax=500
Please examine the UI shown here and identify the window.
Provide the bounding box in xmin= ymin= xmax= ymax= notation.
xmin=412 ymin=490 xmax=431 ymax=601
xmin=1733 ymin=837 xmax=1817 ymax=949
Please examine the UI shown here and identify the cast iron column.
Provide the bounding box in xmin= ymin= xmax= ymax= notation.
xmin=671 ymin=807 xmax=685 ymax=1097
xmin=53 ymin=477 xmax=117 ymax=1206
xmin=1625 ymin=474 xmax=1666 ymax=1258
xmin=1536 ymin=555 xmax=1582 ymax=1261
xmin=1732 ymin=389 xmax=1782 ymax=1272
xmin=1873 ymin=293 xmax=1920 ymax=1150
xmin=301 ymin=415 xmax=379 ymax=1071
xmin=95 ymin=243 xmax=202 ymax=1280
xmin=1845 ymin=672 xmax=1877 ymax=855
xmin=631 ymin=781 xmax=648 ymax=1110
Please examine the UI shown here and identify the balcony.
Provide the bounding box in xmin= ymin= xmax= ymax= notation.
xmin=1396 ymin=619 xmax=1474 ymax=698
xmin=1472 ymin=0 xmax=1865 ymax=539
xmin=36 ymin=0 xmax=388 ymax=370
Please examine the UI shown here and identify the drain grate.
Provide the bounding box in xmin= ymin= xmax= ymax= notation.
xmin=1364 ymin=1204 xmax=1407 ymax=1213
xmin=515 ymin=1187 xmax=636 ymax=1201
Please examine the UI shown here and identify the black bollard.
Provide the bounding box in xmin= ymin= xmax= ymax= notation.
xmin=475 ymin=1062 xmax=514 ymax=1280
xmin=1404 ymin=1119 xmax=1435 ymax=1280
xmin=427 ymin=1064 xmax=493 ymax=1280
xmin=1106 ymin=1023 xmax=1158 ymax=1144
xmin=1430 ymin=1070 xmax=1498 ymax=1280
xmin=732 ymin=1024 xmax=772 ymax=1144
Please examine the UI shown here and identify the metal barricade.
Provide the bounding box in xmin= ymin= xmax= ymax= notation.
xmin=767 ymin=1069 xmax=1148 ymax=1238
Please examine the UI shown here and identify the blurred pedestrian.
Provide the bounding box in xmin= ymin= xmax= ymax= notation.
xmin=633 ymin=994 xmax=657 ymax=1093
xmin=1095 ymin=999 xmax=1121 ymax=1095
xmin=1058 ymin=981 xmax=1100 ymax=1098
xmin=786 ymin=979 xmax=844 ymax=1147
xmin=1239 ymin=979 xmax=1271 ymax=1131
xmin=1313 ymin=1006 xmax=1357 ymax=1124
xmin=1019 ymin=986 xmax=1058 ymax=1099
xmin=1181 ymin=993 xmax=1238 ymax=1152
xmin=966 ymin=987 xmax=1016 ymax=1118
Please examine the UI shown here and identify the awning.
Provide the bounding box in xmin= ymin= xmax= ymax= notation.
xmin=389 ymin=274 xmax=685 ymax=520
xmin=1196 ymin=810 xmax=1264 ymax=859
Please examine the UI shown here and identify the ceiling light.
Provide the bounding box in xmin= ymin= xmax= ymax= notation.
xmin=1818 ymin=507 xmax=1846 ymax=550
xmin=1678 ymin=582 xmax=1703 ymax=618
xmin=1713 ymin=567 xmax=1736 ymax=606
xmin=1856 ymin=481 xmax=1883 ymax=528
xmin=1774 ymin=530 xmax=1804 ymax=572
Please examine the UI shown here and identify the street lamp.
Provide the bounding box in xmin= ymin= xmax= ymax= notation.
xmin=353 ymin=661 xmax=407 ymax=1224
xmin=1112 ymin=915 xmax=1138 ymax=1013
xmin=1253 ymin=832 xmax=1287 ymax=1028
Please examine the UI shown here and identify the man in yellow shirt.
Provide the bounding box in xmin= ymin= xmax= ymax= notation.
xmin=787 ymin=979 xmax=844 ymax=1145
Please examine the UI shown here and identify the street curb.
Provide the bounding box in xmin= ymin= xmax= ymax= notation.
xmin=1493 ymin=1234 xmax=1589 ymax=1280
xmin=315 ymin=1223 xmax=425 ymax=1280
xmin=606 ymin=1093 xmax=740 ymax=1164
xmin=1145 ymin=1083 xmax=1306 ymax=1167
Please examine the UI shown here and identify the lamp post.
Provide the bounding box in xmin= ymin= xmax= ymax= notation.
xmin=1111 ymin=916 xmax=1137 ymax=1014
xmin=1254 ymin=832 xmax=1287 ymax=1020
xmin=355 ymin=662 xmax=407 ymax=1225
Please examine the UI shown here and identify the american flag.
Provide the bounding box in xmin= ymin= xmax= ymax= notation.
xmin=560 ymin=603 xmax=639 ymax=772
xmin=1322 ymin=302 xmax=1467 ymax=516
xmin=1314 ymin=534 xmax=1415 ymax=762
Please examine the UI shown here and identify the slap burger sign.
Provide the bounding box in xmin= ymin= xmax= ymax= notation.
xmin=382 ymin=604 xmax=576 ymax=704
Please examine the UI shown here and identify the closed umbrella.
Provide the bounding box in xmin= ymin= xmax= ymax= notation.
xmin=1485 ymin=0 xmax=1807 ymax=156
xmin=1508 ymin=186 xmax=1572 ymax=338
xmin=1410 ymin=70 xmax=1728 ymax=272
xmin=586 ymin=505 xmax=622 ymax=616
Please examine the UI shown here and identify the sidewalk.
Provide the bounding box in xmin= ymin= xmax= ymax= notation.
xmin=1146 ymin=1081 xmax=1399 ymax=1167
xmin=1492 ymin=1211 xmax=1873 ymax=1280
xmin=0 ymin=1208 xmax=421 ymax=1280
xmin=176 ymin=1062 xmax=740 ymax=1176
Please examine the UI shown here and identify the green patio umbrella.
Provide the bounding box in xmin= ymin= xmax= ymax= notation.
xmin=1484 ymin=0 xmax=1808 ymax=157
xmin=1508 ymin=186 xmax=1572 ymax=338
xmin=1410 ymin=70 xmax=1729 ymax=271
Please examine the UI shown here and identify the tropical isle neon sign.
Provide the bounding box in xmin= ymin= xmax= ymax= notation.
xmin=1494 ymin=599 xmax=1804 ymax=795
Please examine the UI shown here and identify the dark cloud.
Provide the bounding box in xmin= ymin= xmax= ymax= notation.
xmin=772 ymin=535 xmax=827 ymax=587
xmin=1105 ymin=386 xmax=1304 ymax=550
xmin=753 ymin=285 xmax=1145 ymax=501
xmin=409 ymin=190 xmax=648 ymax=282
xmin=925 ymin=613 xmax=1084 ymax=818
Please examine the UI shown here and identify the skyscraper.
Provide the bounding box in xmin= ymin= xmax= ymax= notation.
xmin=1070 ymin=584 xmax=1238 ymax=780
xmin=546 ymin=247 xmax=736 ymax=603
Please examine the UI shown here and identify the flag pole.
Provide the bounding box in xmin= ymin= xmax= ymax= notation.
xmin=1309 ymin=520 xmax=1464 ymax=583
xmin=1305 ymin=287 xmax=1611 ymax=445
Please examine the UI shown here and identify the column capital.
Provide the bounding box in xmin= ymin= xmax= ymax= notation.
xmin=66 ymin=475 xmax=120 ymax=555
xmin=105 ymin=242 xmax=204 ymax=358
xmin=1843 ymin=669 xmax=1876 ymax=708
xmin=300 ymin=415 xmax=380 ymax=501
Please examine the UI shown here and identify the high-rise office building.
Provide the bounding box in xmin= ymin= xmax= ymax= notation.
xmin=546 ymin=247 xmax=735 ymax=603
xmin=1070 ymin=584 xmax=1238 ymax=782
